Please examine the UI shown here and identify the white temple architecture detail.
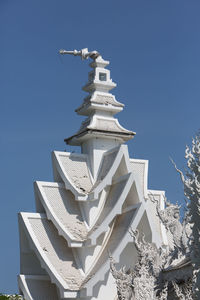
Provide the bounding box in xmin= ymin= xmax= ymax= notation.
xmin=110 ymin=136 xmax=200 ymax=300
xmin=18 ymin=49 xmax=170 ymax=300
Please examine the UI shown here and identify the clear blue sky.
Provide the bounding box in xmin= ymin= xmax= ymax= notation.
xmin=1 ymin=0 xmax=200 ymax=294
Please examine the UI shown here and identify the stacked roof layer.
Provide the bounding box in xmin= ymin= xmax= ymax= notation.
xmin=19 ymin=145 xmax=168 ymax=299
xmin=18 ymin=52 xmax=168 ymax=300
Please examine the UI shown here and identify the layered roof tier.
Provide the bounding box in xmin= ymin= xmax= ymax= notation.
xmin=19 ymin=144 xmax=168 ymax=299
xmin=18 ymin=50 xmax=168 ymax=300
xmin=64 ymin=55 xmax=135 ymax=147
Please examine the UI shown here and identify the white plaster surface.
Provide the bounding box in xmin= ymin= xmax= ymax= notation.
xmin=18 ymin=275 xmax=59 ymax=300
xmin=130 ymin=159 xmax=148 ymax=198
xmin=57 ymin=152 xmax=93 ymax=193
xmin=20 ymin=213 xmax=84 ymax=290
xmin=35 ymin=182 xmax=88 ymax=244
xmin=18 ymin=51 xmax=169 ymax=299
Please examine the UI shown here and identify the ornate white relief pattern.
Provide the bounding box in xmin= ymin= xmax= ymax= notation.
xmin=110 ymin=133 xmax=200 ymax=300
xmin=110 ymin=256 xmax=133 ymax=300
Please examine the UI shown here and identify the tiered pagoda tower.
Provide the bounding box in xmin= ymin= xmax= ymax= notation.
xmin=18 ymin=49 xmax=169 ymax=300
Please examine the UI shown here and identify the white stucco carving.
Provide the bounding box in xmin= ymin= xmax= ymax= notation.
xmin=110 ymin=135 xmax=200 ymax=300
xmin=173 ymin=135 xmax=200 ymax=299
xmin=18 ymin=50 xmax=169 ymax=299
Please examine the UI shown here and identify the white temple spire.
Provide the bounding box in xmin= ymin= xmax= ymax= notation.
xmin=18 ymin=49 xmax=168 ymax=300
xmin=61 ymin=48 xmax=135 ymax=179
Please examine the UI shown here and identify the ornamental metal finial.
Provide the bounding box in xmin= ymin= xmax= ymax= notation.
xmin=59 ymin=48 xmax=100 ymax=60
